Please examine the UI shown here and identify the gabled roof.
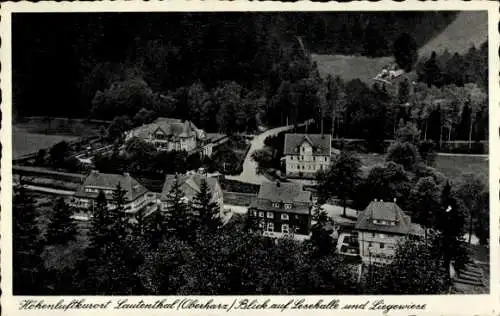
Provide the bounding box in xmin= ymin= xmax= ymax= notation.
xmin=74 ymin=171 xmax=148 ymax=202
xmin=284 ymin=133 xmax=331 ymax=156
xmin=160 ymin=173 xmax=219 ymax=201
xmin=355 ymin=201 xmax=413 ymax=235
xmin=257 ymin=181 xmax=311 ymax=203
xmin=127 ymin=117 xmax=204 ymax=140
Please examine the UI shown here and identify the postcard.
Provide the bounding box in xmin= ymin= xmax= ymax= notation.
xmin=1 ymin=1 xmax=499 ymax=315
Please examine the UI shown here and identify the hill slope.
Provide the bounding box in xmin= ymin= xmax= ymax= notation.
xmin=419 ymin=11 xmax=488 ymax=58
xmin=313 ymin=11 xmax=488 ymax=83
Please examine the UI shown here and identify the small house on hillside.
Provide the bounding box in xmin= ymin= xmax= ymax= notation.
xmin=248 ymin=181 xmax=313 ymax=238
xmin=283 ymin=133 xmax=332 ymax=179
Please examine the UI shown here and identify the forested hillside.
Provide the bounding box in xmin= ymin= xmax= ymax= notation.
xmin=14 ymin=12 xmax=457 ymax=118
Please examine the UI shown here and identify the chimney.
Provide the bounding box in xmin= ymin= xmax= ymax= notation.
xmin=393 ymin=198 xmax=397 ymax=203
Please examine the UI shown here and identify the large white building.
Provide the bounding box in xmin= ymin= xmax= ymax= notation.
xmin=283 ymin=133 xmax=332 ymax=179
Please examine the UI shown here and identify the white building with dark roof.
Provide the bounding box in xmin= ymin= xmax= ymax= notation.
xmin=125 ymin=117 xmax=208 ymax=154
xmin=283 ymin=133 xmax=332 ymax=179
xmin=71 ymin=171 xmax=154 ymax=218
xmin=354 ymin=200 xmax=424 ymax=265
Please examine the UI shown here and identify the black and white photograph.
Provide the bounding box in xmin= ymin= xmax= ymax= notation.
xmin=1 ymin=1 xmax=498 ymax=308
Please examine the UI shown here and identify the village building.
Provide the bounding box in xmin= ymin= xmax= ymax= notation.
xmin=354 ymin=199 xmax=424 ymax=265
xmin=71 ymin=170 xmax=154 ymax=218
xmin=125 ymin=117 xmax=212 ymax=156
xmin=248 ymin=181 xmax=313 ymax=238
xmin=160 ymin=171 xmax=225 ymax=220
xmin=283 ymin=133 xmax=332 ymax=179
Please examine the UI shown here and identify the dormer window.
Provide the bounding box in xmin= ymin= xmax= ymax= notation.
xmin=272 ymin=202 xmax=280 ymax=208
xmin=285 ymin=203 xmax=292 ymax=209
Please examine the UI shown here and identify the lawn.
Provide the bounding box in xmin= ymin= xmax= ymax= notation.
xmin=13 ymin=125 xmax=79 ymax=158
xmin=357 ymin=153 xmax=489 ymax=185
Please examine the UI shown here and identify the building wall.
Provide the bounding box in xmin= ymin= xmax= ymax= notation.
xmin=284 ymin=142 xmax=330 ymax=176
xmin=249 ymin=208 xmax=311 ymax=236
xmin=71 ymin=192 xmax=150 ymax=215
xmin=150 ymin=135 xmax=197 ymax=152
xmin=357 ymin=231 xmax=403 ymax=264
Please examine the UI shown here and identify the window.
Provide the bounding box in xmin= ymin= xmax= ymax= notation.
xmin=267 ymin=223 xmax=274 ymax=232
xmin=368 ymin=242 xmax=372 ymax=248
xmin=259 ymin=212 xmax=264 ymax=218
xmin=282 ymin=224 xmax=289 ymax=233
xmin=301 ymin=155 xmax=304 ymax=160
xmin=373 ymin=220 xmax=379 ymax=224
xmin=258 ymin=221 xmax=264 ymax=229
xmin=281 ymin=213 xmax=289 ymax=220
xmin=380 ymin=243 xmax=385 ymax=249
xmin=379 ymin=233 xmax=386 ymax=239
xmin=285 ymin=204 xmax=292 ymax=209
xmin=267 ymin=212 xmax=274 ymax=219
xmin=272 ymin=202 xmax=280 ymax=208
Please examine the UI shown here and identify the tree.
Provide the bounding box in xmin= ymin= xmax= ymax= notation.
xmin=192 ymin=178 xmax=222 ymax=233
xmin=457 ymin=173 xmax=486 ymax=245
xmin=420 ymin=51 xmax=443 ymax=87
xmin=45 ymin=197 xmax=77 ymax=245
xmin=133 ymin=107 xmax=155 ymax=126
xmin=367 ymin=237 xmax=449 ymax=294
xmin=317 ymin=151 xmax=362 ymax=217
xmin=364 ymin=162 xmax=412 ymax=209
xmin=213 ymin=81 xmax=242 ymax=134
xmin=464 ymin=83 xmax=487 ymax=150
xmin=395 ymin=122 xmax=420 ymax=144
xmin=49 ymin=141 xmax=70 ymax=167
xmin=393 ymin=33 xmax=418 ymax=72
xmin=34 ymin=148 xmax=47 ymax=166
xmin=107 ymin=115 xmax=133 ymax=141
xmin=310 ymin=205 xmax=334 ymax=257
xmin=165 ymin=175 xmax=193 ymax=241
xmin=142 ymin=210 xmax=167 ymax=250
xmin=13 ymin=182 xmax=45 ymax=294
xmin=386 ymin=141 xmax=419 ymax=170
xmin=434 ymin=181 xmax=469 ymax=271
xmin=408 ymin=176 xmax=440 ymax=241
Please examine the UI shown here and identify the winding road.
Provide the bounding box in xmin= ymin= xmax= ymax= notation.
xmin=226 ymin=120 xmax=314 ymax=185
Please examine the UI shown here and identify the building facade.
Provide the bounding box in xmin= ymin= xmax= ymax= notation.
xmin=248 ymin=181 xmax=313 ymax=238
xmin=355 ymin=200 xmax=424 ymax=265
xmin=71 ymin=171 xmax=153 ymax=219
xmin=125 ymin=117 xmax=207 ymax=153
xmin=160 ymin=171 xmax=225 ymax=220
xmin=283 ymin=134 xmax=332 ymax=178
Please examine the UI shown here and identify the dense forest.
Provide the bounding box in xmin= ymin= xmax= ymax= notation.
xmin=14 ymin=12 xmax=457 ymax=118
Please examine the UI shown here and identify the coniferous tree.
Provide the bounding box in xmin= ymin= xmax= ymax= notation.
xmin=13 ymin=183 xmax=45 ymax=294
xmin=45 ymin=197 xmax=77 ymax=245
xmin=143 ymin=209 xmax=166 ymax=249
xmin=192 ymin=178 xmax=221 ymax=233
xmin=310 ymin=205 xmax=334 ymax=257
xmin=165 ymin=175 xmax=193 ymax=241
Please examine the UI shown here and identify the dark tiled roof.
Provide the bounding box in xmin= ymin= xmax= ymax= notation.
xmin=249 ymin=199 xmax=311 ymax=215
xmin=160 ymin=173 xmax=219 ymax=201
xmin=258 ymin=181 xmax=311 ymax=203
xmin=74 ymin=171 xmax=148 ymax=202
xmin=249 ymin=181 xmax=312 ymax=214
xmin=284 ymin=133 xmax=331 ymax=156
xmin=127 ymin=117 xmax=204 ymax=140
xmin=355 ymin=201 xmax=413 ymax=235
